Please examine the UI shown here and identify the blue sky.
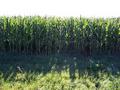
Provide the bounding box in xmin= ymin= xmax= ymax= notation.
xmin=0 ymin=0 xmax=120 ymax=18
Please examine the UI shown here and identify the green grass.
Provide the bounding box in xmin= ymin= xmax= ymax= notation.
xmin=0 ymin=54 xmax=120 ymax=90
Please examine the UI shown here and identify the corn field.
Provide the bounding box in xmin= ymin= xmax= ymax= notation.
xmin=0 ymin=16 xmax=120 ymax=55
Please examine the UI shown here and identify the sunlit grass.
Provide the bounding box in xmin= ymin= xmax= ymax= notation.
xmin=0 ymin=70 xmax=120 ymax=90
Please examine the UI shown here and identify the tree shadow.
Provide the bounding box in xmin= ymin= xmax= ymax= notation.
xmin=0 ymin=53 xmax=120 ymax=80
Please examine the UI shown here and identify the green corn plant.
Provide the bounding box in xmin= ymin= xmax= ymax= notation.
xmin=0 ymin=16 xmax=120 ymax=55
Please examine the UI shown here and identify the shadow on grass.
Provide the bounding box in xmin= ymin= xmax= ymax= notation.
xmin=0 ymin=52 xmax=120 ymax=80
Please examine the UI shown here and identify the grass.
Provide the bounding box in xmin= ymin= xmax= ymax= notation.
xmin=0 ymin=53 xmax=120 ymax=90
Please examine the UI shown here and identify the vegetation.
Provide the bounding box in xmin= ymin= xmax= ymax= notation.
xmin=0 ymin=16 xmax=120 ymax=90
xmin=0 ymin=16 xmax=120 ymax=55
xmin=0 ymin=54 xmax=120 ymax=90
xmin=0 ymin=70 xmax=120 ymax=90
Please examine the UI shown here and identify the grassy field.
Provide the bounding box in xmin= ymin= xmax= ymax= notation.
xmin=0 ymin=53 xmax=120 ymax=90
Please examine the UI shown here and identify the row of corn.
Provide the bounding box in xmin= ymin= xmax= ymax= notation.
xmin=0 ymin=16 xmax=120 ymax=55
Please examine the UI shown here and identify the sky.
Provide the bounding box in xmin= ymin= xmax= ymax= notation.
xmin=0 ymin=0 xmax=120 ymax=18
